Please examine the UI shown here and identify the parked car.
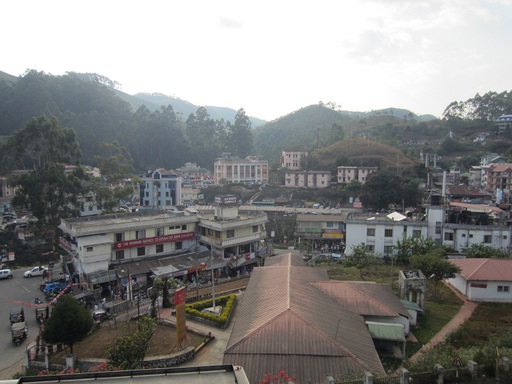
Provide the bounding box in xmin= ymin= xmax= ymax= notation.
xmin=0 ymin=269 xmax=13 ymax=280
xmin=24 ymin=266 xmax=47 ymax=278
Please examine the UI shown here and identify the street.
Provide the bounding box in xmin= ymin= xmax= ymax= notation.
xmin=0 ymin=264 xmax=53 ymax=378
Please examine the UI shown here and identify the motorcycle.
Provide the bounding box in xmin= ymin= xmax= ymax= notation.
xmin=11 ymin=322 xmax=27 ymax=346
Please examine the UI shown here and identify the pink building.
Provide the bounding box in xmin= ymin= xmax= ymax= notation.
xmin=280 ymin=149 xmax=308 ymax=170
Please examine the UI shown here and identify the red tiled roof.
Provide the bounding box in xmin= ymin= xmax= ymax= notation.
xmin=449 ymin=258 xmax=512 ymax=281
xmin=312 ymin=281 xmax=409 ymax=318
xmin=223 ymin=253 xmax=385 ymax=384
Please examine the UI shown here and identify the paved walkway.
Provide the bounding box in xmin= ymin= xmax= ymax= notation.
xmin=409 ymin=282 xmax=478 ymax=363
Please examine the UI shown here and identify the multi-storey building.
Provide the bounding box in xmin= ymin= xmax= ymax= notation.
xmin=284 ymin=170 xmax=331 ymax=188
xmin=345 ymin=203 xmax=511 ymax=257
xmin=213 ymin=154 xmax=268 ymax=185
xmin=58 ymin=210 xmax=199 ymax=293
xmin=337 ymin=166 xmax=378 ymax=185
xmin=485 ymin=163 xmax=512 ymax=202
xmin=140 ymin=168 xmax=182 ymax=208
xmin=280 ymin=148 xmax=308 ymax=170
xmin=196 ymin=195 xmax=268 ymax=276
xmin=496 ymin=114 xmax=512 ymax=133
xmin=59 ymin=197 xmax=268 ymax=292
xmin=176 ymin=162 xmax=213 ymax=188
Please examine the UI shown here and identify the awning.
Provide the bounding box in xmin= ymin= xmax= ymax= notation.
xmin=88 ymin=270 xmax=117 ymax=285
xmin=366 ymin=321 xmax=405 ymax=342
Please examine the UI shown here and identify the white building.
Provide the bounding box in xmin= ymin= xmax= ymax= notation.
xmin=196 ymin=195 xmax=268 ymax=275
xmin=284 ymin=170 xmax=332 ymax=189
xmin=214 ymin=154 xmax=268 ymax=185
xmin=447 ymin=258 xmax=512 ymax=302
xmin=280 ymin=148 xmax=308 ymax=170
xmin=345 ymin=204 xmax=512 ymax=257
xmin=337 ymin=166 xmax=378 ymax=185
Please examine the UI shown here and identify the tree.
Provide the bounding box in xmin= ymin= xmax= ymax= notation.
xmin=107 ymin=317 xmax=156 ymax=370
xmin=42 ymin=294 xmax=93 ymax=354
xmin=345 ymin=243 xmax=383 ymax=279
xmin=93 ymin=141 xmax=138 ymax=212
xmin=360 ymin=171 xmax=401 ymax=210
xmin=228 ymin=108 xmax=253 ymax=157
xmin=394 ymin=236 xmax=436 ymax=265
xmin=465 ymin=244 xmax=509 ymax=258
xmin=409 ymin=249 xmax=460 ymax=298
xmin=8 ymin=115 xmax=85 ymax=249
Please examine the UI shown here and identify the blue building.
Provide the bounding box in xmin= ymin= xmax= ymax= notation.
xmin=140 ymin=168 xmax=182 ymax=209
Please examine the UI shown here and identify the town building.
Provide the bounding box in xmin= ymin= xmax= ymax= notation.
xmin=58 ymin=210 xmax=199 ymax=290
xmin=284 ymin=170 xmax=332 ymax=188
xmin=180 ymin=187 xmax=201 ymax=206
xmin=337 ymin=166 xmax=378 ymax=185
xmin=294 ymin=213 xmax=348 ymax=251
xmin=447 ymin=258 xmax=512 ymax=303
xmin=196 ymin=195 xmax=268 ymax=276
xmin=345 ymin=203 xmax=512 ymax=257
xmin=140 ymin=168 xmax=182 ymax=209
xmin=176 ymin=162 xmax=213 ymax=188
xmin=484 ymin=163 xmax=512 ymax=203
xmin=223 ymin=252 xmax=386 ymax=383
xmin=58 ymin=197 xmax=268 ymax=293
xmin=496 ymin=114 xmax=512 ymax=133
xmin=280 ymin=148 xmax=308 ymax=170
xmin=213 ymin=154 xmax=268 ymax=185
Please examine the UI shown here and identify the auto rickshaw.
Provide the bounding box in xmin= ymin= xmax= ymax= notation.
xmin=11 ymin=322 xmax=27 ymax=346
xmin=9 ymin=307 xmax=25 ymax=324
xmin=35 ymin=304 xmax=49 ymax=324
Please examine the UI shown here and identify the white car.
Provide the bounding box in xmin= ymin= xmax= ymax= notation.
xmin=23 ymin=266 xmax=47 ymax=278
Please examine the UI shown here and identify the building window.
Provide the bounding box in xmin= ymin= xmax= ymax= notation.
xmin=435 ymin=222 xmax=441 ymax=234
xmin=483 ymin=235 xmax=492 ymax=243
xmin=182 ymin=224 xmax=187 ymax=230
xmin=86 ymin=246 xmax=93 ymax=252
xmin=137 ymin=247 xmax=145 ymax=256
xmin=384 ymin=229 xmax=393 ymax=237
xmin=156 ymin=244 xmax=164 ymax=253
xmin=115 ymin=250 xmax=124 ymax=260
xmin=175 ymin=241 xmax=182 ymax=250
xmin=136 ymin=230 xmax=146 ymax=239
xmin=253 ymin=225 xmax=258 ymax=233
xmin=366 ymin=244 xmax=375 ymax=252
xmin=461 ymin=233 xmax=466 ymax=238
xmin=215 ymin=230 xmax=221 ymax=238
xmin=155 ymin=227 xmax=164 ymax=237
xmin=367 ymin=228 xmax=375 ymax=236
xmin=498 ymin=285 xmax=510 ymax=292
xmin=412 ymin=230 xmax=421 ymax=238
xmin=326 ymin=222 xmax=334 ymax=228
xmin=227 ymin=229 xmax=235 ymax=238
xmin=384 ymin=246 xmax=393 ymax=255
xmin=444 ymin=232 xmax=454 ymax=241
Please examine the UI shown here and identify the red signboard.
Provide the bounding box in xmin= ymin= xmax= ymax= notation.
xmin=114 ymin=232 xmax=195 ymax=250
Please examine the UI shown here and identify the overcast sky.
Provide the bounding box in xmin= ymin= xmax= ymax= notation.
xmin=3 ymin=0 xmax=512 ymax=121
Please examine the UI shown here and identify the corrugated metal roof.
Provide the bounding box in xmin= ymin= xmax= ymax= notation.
xmin=265 ymin=253 xmax=306 ymax=267
xmin=450 ymin=258 xmax=512 ymax=281
xmin=366 ymin=321 xmax=405 ymax=342
xmin=312 ymin=281 xmax=410 ymax=319
xmin=224 ymin=252 xmax=385 ymax=384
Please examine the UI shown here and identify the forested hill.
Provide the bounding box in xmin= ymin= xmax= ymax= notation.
xmin=253 ymin=104 xmax=437 ymax=164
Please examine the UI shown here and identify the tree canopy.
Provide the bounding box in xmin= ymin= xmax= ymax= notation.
xmin=42 ymin=294 xmax=93 ymax=354
xmin=6 ymin=115 xmax=86 ymax=248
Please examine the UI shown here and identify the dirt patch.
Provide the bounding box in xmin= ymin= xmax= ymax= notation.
xmin=50 ymin=320 xmax=204 ymax=361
